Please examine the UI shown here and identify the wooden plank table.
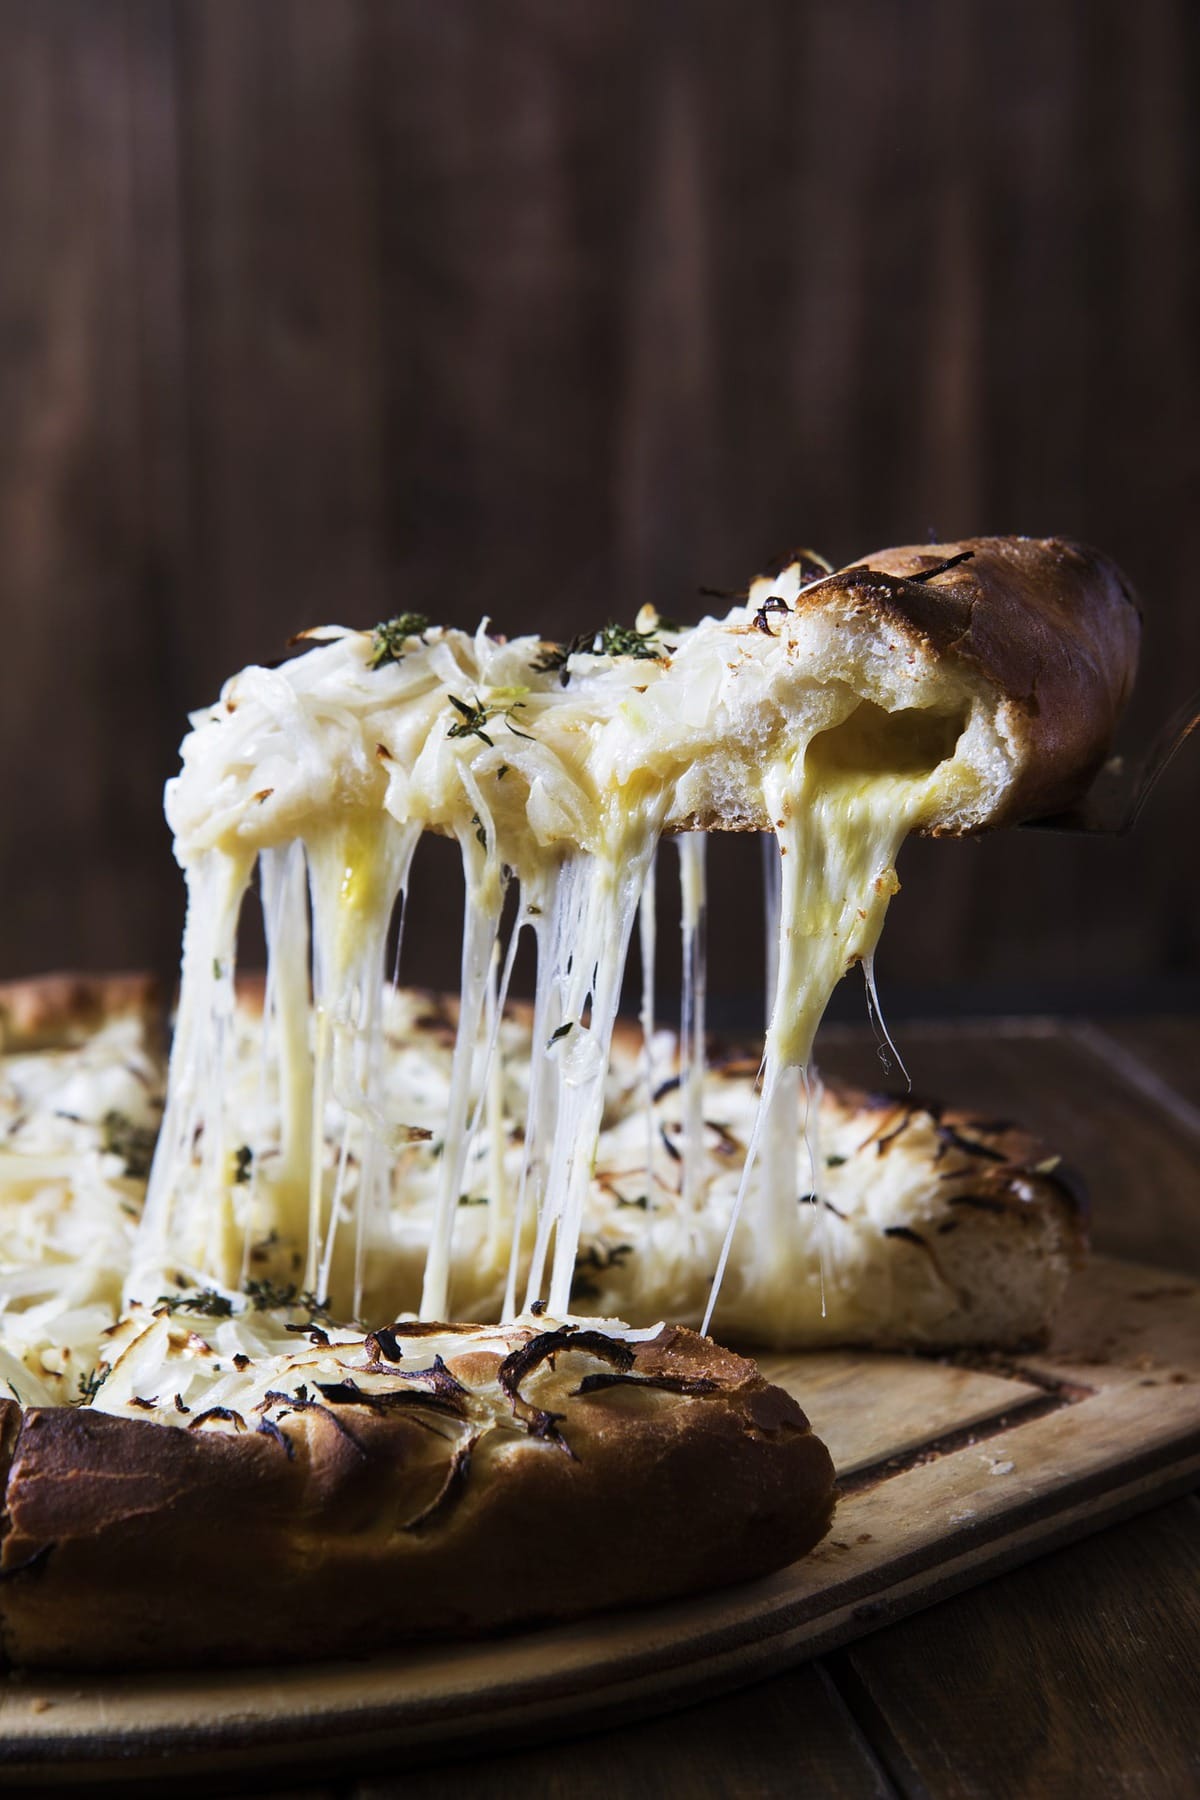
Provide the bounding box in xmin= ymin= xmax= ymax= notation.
xmin=24 ymin=1017 xmax=1200 ymax=1799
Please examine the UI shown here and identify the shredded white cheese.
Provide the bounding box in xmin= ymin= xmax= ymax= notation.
xmin=0 ymin=575 xmax=1017 ymax=1410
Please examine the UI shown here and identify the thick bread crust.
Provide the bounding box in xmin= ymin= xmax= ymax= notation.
xmin=819 ymin=1081 xmax=1088 ymax=1348
xmin=0 ymin=1327 xmax=835 ymax=1671
xmin=833 ymin=536 xmax=1141 ymax=829
xmin=820 ymin=1080 xmax=1089 ymax=1258
xmin=0 ymin=973 xmax=162 ymax=1052
xmin=569 ymin=1044 xmax=1089 ymax=1353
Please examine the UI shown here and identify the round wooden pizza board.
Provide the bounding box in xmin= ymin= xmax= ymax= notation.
xmin=1 ymin=1259 xmax=1197 ymax=1787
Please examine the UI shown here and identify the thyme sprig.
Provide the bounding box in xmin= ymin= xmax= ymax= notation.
xmin=78 ymin=1366 xmax=109 ymax=1403
xmin=242 ymin=1279 xmax=334 ymax=1324
xmin=571 ymin=1242 xmax=634 ymax=1300
xmin=368 ymin=613 xmax=430 ymax=668
xmin=446 ymin=693 xmax=535 ymax=747
xmin=101 ymin=1110 xmax=158 ymax=1180
xmin=530 ymin=618 xmax=677 ymax=686
xmin=157 ymin=1287 xmax=236 ymax=1319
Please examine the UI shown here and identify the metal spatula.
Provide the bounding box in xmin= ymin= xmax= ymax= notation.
xmin=1023 ymin=688 xmax=1200 ymax=834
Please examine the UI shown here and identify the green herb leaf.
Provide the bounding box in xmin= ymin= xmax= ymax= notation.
xmin=157 ymin=1287 xmax=236 ymax=1319
xmin=242 ymin=1278 xmax=334 ymax=1324
xmin=101 ymin=1110 xmax=158 ymax=1180
xmin=570 ymin=1242 xmax=634 ymax=1300
xmin=233 ymin=1144 xmax=253 ymax=1184
xmin=446 ymin=692 xmax=535 ymax=747
xmin=530 ymin=617 xmax=676 ymax=685
xmin=78 ymin=1366 xmax=108 ymax=1403
xmin=447 ymin=693 xmax=494 ymax=746
xmin=368 ymin=613 xmax=430 ymax=668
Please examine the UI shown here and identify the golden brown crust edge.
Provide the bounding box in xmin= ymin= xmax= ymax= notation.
xmin=820 ymin=1078 xmax=1090 ymax=1259
xmin=0 ymin=1328 xmax=836 ymax=1671
xmin=0 ymin=971 xmax=163 ymax=1053
xmin=695 ymin=1050 xmax=1090 ymax=1271
xmin=834 ymin=536 xmax=1141 ymax=830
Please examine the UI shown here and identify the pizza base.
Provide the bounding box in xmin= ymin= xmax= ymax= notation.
xmin=0 ymin=533 xmax=1136 ymax=1670
xmin=0 ymin=974 xmax=1086 ymax=1410
xmin=203 ymin=985 xmax=1086 ymax=1350
xmin=0 ymin=1321 xmax=834 ymax=1671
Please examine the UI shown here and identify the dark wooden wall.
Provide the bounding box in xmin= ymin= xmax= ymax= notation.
xmin=1 ymin=0 xmax=1197 ymax=1019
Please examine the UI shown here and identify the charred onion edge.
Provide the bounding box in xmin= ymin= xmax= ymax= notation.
xmin=188 ymin=1405 xmax=246 ymax=1432
xmin=259 ymin=1390 xmax=369 ymax=1457
xmin=403 ymin=1432 xmax=480 ymax=1533
xmin=355 ymin=1354 xmax=469 ymax=1404
xmin=256 ymin=1415 xmax=295 ymax=1459
xmin=497 ymin=1327 xmax=635 ymax=1458
xmin=935 ymin=1121 xmax=1009 ymax=1164
xmin=571 ymin=1371 xmax=719 ymax=1398
xmin=314 ymin=1375 xmax=468 ymax=1421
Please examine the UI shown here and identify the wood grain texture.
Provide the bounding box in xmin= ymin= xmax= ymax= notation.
xmin=197 ymin=1668 xmax=895 ymax=1800
xmin=352 ymin=1663 xmax=895 ymax=1800
xmin=1093 ymin=1017 xmax=1200 ymax=1119
xmin=0 ymin=0 xmax=1197 ymax=1003
xmin=835 ymin=1497 xmax=1200 ymax=1800
xmin=0 ymin=1013 xmax=1193 ymax=1797
xmin=3 ymin=1258 xmax=1195 ymax=1786
xmin=0 ymin=0 xmax=186 ymax=978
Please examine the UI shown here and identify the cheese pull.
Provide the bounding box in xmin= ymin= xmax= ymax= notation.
xmin=133 ymin=536 xmax=1138 ymax=1328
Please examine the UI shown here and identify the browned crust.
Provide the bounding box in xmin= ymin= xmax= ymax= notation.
xmin=0 ymin=1326 xmax=836 ymax=1671
xmin=822 ymin=1080 xmax=1089 ymax=1259
xmin=672 ymin=536 xmax=1140 ymax=837
xmin=709 ymin=1052 xmax=1089 ymax=1255
xmin=833 ymin=537 xmax=1140 ymax=829
xmin=0 ymin=973 xmax=163 ymax=1053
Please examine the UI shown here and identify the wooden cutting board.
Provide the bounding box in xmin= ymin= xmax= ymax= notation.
xmin=1 ymin=1255 xmax=1197 ymax=1788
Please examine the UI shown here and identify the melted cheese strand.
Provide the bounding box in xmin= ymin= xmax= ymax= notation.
xmin=762 ymin=832 xmax=781 ymax=1031
xmin=701 ymin=746 xmax=945 ymax=1328
xmin=259 ymin=841 xmax=313 ymax=1247
xmin=302 ymin=817 xmax=417 ymax=1297
xmin=544 ymin=831 xmax=657 ymax=1316
xmin=465 ymin=910 xmax=522 ymax=1161
xmin=129 ymin=586 xmax=998 ymax=1334
xmin=481 ymin=945 xmax=513 ymax=1273
xmin=801 ymin=1064 xmax=827 ymax=1317
xmin=502 ymin=898 xmax=555 ymax=1320
xmin=863 ymin=952 xmax=911 ymax=1089
xmin=523 ymin=856 xmax=594 ymax=1306
xmin=701 ymin=1051 xmax=770 ymax=1337
xmin=420 ymin=830 xmax=504 ymax=1319
xmin=130 ymin=851 xmax=251 ymax=1299
xmin=677 ymin=833 xmax=708 ymax=1212
xmin=638 ymin=855 xmax=658 ymax=1192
